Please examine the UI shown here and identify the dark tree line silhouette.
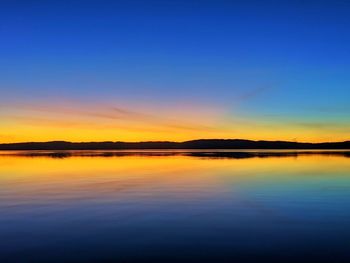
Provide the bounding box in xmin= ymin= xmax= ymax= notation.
xmin=0 ymin=139 xmax=349 ymax=150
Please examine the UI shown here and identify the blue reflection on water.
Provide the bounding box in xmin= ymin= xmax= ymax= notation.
xmin=0 ymin=151 xmax=349 ymax=262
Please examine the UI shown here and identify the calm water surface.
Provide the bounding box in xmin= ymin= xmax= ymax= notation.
xmin=0 ymin=150 xmax=350 ymax=262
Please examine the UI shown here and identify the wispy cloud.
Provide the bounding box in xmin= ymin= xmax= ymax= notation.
xmin=225 ymin=86 xmax=274 ymax=111
xmin=5 ymin=101 xmax=218 ymax=132
xmin=235 ymin=86 xmax=272 ymax=103
xmin=296 ymin=121 xmax=350 ymax=131
xmin=306 ymin=105 xmax=350 ymax=114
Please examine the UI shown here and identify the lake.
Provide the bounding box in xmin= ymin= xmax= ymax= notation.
xmin=0 ymin=150 xmax=350 ymax=262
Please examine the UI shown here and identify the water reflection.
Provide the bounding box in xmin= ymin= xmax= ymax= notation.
xmin=1 ymin=149 xmax=350 ymax=159
xmin=0 ymin=151 xmax=350 ymax=262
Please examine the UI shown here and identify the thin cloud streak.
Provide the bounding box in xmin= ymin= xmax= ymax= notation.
xmin=229 ymin=85 xmax=273 ymax=109
xmin=8 ymin=115 xmax=187 ymax=133
xmin=5 ymin=102 xmax=218 ymax=132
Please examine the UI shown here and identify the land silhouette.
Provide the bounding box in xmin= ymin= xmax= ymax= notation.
xmin=0 ymin=139 xmax=349 ymax=150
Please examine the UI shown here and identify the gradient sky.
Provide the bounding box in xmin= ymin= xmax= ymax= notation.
xmin=1 ymin=0 xmax=349 ymax=143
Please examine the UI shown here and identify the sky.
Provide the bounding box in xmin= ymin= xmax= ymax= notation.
xmin=0 ymin=0 xmax=349 ymax=143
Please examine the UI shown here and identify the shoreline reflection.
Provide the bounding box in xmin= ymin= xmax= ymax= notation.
xmin=0 ymin=149 xmax=350 ymax=159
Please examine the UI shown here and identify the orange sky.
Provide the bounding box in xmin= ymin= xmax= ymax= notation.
xmin=1 ymin=100 xmax=349 ymax=143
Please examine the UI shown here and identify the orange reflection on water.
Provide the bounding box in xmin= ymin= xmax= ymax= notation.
xmin=0 ymin=152 xmax=350 ymax=205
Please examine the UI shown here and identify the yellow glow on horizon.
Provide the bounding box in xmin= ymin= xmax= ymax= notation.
xmin=1 ymin=101 xmax=349 ymax=143
xmin=1 ymin=153 xmax=349 ymax=201
xmin=2 ymin=121 xmax=349 ymax=143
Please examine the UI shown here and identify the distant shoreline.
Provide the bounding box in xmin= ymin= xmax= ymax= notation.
xmin=0 ymin=139 xmax=349 ymax=150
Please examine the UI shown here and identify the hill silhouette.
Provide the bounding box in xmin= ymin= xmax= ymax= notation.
xmin=0 ymin=139 xmax=350 ymax=150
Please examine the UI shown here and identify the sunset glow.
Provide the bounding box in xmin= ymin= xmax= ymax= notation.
xmin=1 ymin=1 xmax=349 ymax=143
xmin=1 ymin=99 xmax=349 ymax=143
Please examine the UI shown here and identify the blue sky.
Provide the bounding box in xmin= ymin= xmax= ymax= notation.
xmin=0 ymin=0 xmax=349 ymax=142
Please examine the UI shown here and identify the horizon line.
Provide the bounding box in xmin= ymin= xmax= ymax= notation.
xmin=1 ymin=138 xmax=350 ymax=145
